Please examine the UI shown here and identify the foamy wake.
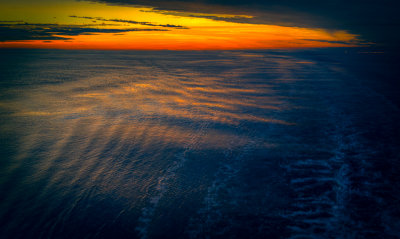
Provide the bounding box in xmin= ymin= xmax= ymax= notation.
xmin=135 ymin=121 xmax=211 ymax=239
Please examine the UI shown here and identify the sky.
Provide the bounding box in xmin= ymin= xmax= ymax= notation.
xmin=0 ymin=0 xmax=398 ymax=50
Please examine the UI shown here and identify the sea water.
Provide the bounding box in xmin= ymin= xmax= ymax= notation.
xmin=0 ymin=49 xmax=399 ymax=238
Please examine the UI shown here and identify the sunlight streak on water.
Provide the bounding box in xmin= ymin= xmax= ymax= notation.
xmin=0 ymin=50 xmax=292 ymax=238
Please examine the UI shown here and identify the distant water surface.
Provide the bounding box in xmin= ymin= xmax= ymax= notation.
xmin=0 ymin=49 xmax=399 ymax=238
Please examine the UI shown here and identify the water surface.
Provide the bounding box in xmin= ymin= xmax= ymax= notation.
xmin=0 ymin=49 xmax=399 ymax=238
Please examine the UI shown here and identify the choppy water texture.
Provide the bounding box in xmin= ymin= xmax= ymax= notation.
xmin=0 ymin=49 xmax=399 ymax=239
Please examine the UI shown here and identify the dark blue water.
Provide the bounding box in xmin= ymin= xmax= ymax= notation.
xmin=0 ymin=49 xmax=399 ymax=238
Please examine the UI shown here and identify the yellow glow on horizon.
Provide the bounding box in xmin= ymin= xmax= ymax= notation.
xmin=0 ymin=0 xmax=360 ymax=50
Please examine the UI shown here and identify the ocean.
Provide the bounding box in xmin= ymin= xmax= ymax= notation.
xmin=0 ymin=48 xmax=399 ymax=238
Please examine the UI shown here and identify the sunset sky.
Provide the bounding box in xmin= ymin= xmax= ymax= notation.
xmin=0 ymin=0 xmax=398 ymax=50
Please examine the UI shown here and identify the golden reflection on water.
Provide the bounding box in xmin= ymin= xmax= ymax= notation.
xmin=1 ymin=56 xmax=289 ymax=182
xmin=7 ymin=68 xmax=289 ymax=126
xmin=0 ymin=51 xmax=304 ymax=237
xmin=0 ymin=53 xmax=295 ymax=178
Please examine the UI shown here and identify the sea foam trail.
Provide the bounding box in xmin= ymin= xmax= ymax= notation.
xmin=135 ymin=121 xmax=211 ymax=239
xmin=282 ymin=107 xmax=354 ymax=238
xmin=186 ymin=138 xmax=259 ymax=238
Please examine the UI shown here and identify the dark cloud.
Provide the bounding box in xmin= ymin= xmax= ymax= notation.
xmin=139 ymin=9 xmax=254 ymax=23
xmin=302 ymin=39 xmax=361 ymax=46
xmin=0 ymin=23 xmax=168 ymax=42
xmin=69 ymin=15 xmax=188 ymax=29
xmin=89 ymin=0 xmax=400 ymax=48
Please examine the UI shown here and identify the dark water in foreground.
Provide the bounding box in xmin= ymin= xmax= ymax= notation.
xmin=0 ymin=49 xmax=399 ymax=238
